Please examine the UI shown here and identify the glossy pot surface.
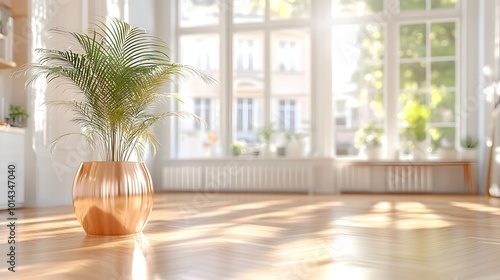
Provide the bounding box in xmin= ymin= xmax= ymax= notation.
xmin=73 ymin=162 xmax=154 ymax=235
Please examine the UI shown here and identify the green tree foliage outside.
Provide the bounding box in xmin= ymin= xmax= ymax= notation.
xmin=399 ymin=93 xmax=430 ymax=142
xmin=399 ymin=20 xmax=456 ymax=148
xmin=234 ymin=0 xmax=311 ymax=19
xmin=271 ymin=0 xmax=310 ymax=18
xmin=401 ymin=0 xmax=455 ymax=10
xmin=329 ymin=1 xmax=457 ymax=154
xmin=333 ymin=0 xmax=383 ymax=15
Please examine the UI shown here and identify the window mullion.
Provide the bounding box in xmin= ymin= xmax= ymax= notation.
xmin=426 ymin=20 xmax=432 ymax=145
xmin=264 ymin=29 xmax=271 ymax=129
xmin=314 ymin=0 xmax=332 ymax=157
xmin=221 ymin=0 xmax=233 ymax=156
xmin=263 ymin=0 xmax=271 ymax=130
xmin=387 ymin=15 xmax=398 ymax=159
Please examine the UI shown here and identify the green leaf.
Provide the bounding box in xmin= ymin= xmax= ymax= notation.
xmin=15 ymin=18 xmax=216 ymax=161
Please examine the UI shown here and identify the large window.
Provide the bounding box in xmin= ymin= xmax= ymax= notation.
xmin=332 ymin=23 xmax=385 ymax=155
xmin=278 ymin=100 xmax=298 ymax=132
xmin=176 ymin=0 xmax=311 ymax=158
xmin=177 ymin=33 xmax=220 ymax=158
xmin=194 ymin=98 xmax=213 ymax=130
xmin=332 ymin=0 xmax=460 ymax=158
xmin=174 ymin=0 xmax=462 ymax=159
xmin=399 ymin=20 xmax=457 ymax=153
xmin=236 ymin=98 xmax=258 ymax=140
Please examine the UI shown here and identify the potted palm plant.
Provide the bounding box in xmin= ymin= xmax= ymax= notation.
xmin=16 ymin=18 xmax=215 ymax=235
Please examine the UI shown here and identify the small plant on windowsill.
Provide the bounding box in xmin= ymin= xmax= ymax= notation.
xmin=275 ymin=131 xmax=297 ymax=156
xmin=461 ymin=136 xmax=478 ymax=149
xmin=257 ymin=125 xmax=274 ymax=145
xmin=460 ymin=135 xmax=478 ymax=160
xmin=257 ymin=124 xmax=275 ymax=156
xmin=354 ymin=122 xmax=383 ymax=148
xmin=231 ymin=141 xmax=246 ymax=156
xmin=354 ymin=122 xmax=384 ymax=159
xmin=436 ymin=137 xmax=457 ymax=160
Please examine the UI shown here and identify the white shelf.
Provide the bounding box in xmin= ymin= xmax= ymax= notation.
xmin=0 ymin=126 xmax=24 ymax=134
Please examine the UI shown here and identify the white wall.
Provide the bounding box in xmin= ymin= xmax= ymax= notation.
xmin=23 ymin=0 xmax=109 ymax=207
xmin=132 ymin=0 xmax=175 ymax=190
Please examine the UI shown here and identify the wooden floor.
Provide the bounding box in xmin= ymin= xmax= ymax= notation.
xmin=2 ymin=192 xmax=500 ymax=279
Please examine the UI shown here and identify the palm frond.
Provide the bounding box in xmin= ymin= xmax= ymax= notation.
xmin=15 ymin=18 xmax=216 ymax=161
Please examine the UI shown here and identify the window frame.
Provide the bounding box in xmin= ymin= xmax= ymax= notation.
xmin=396 ymin=18 xmax=460 ymax=150
xmin=172 ymin=0 xmax=465 ymax=159
xmin=331 ymin=1 xmax=462 ymax=158
xmin=175 ymin=0 xmax=314 ymax=157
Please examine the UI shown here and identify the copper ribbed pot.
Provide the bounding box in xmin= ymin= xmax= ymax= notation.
xmin=73 ymin=162 xmax=154 ymax=236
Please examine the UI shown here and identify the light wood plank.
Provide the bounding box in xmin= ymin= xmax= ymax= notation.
xmin=1 ymin=193 xmax=500 ymax=279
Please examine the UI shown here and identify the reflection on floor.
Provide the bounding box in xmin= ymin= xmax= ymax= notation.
xmin=1 ymin=192 xmax=500 ymax=279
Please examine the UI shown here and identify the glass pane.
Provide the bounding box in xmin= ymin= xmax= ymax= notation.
xmin=271 ymin=97 xmax=311 ymax=156
xmin=332 ymin=24 xmax=384 ymax=90
xmin=360 ymin=63 xmax=384 ymax=91
xmin=431 ymin=0 xmax=456 ymax=9
xmin=274 ymin=99 xmax=298 ymax=132
xmin=233 ymin=32 xmax=264 ymax=148
xmin=429 ymin=127 xmax=455 ymax=149
xmin=271 ymin=29 xmax=311 ymax=92
xmin=399 ymin=91 xmax=429 ymax=143
xmin=233 ymin=98 xmax=264 ymax=150
xmin=332 ymin=24 xmax=385 ymax=156
xmin=271 ymin=96 xmax=311 ymax=134
xmin=233 ymin=32 xmax=264 ymax=73
xmin=177 ymin=98 xmax=220 ymax=158
xmin=178 ymin=34 xmax=220 ymax=158
xmin=431 ymin=22 xmax=455 ymax=57
xmin=271 ymin=0 xmax=311 ymax=20
xmin=179 ymin=0 xmax=219 ymax=27
xmin=430 ymin=90 xmax=455 ymax=122
xmin=332 ymin=0 xmax=383 ymax=17
xmin=400 ymin=62 xmax=426 ymax=90
xmin=336 ymin=92 xmax=384 ymax=155
xmin=399 ymin=24 xmax=426 ymax=58
xmin=361 ymin=24 xmax=385 ymax=60
xmin=233 ymin=0 xmax=264 ymax=23
xmin=270 ymin=29 xmax=311 ymax=156
xmin=179 ymin=34 xmax=219 ymax=72
xmin=400 ymin=0 xmax=426 ymax=11
xmin=431 ymin=61 xmax=455 ymax=88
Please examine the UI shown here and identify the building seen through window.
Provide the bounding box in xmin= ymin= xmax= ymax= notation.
xmin=175 ymin=0 xmax=459 ymax=159
xmin=177 ymin=0 xmax=311 ymax=158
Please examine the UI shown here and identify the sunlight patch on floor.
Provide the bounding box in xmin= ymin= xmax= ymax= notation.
xmin=449 ymin=202 xmax=500 ymax=215
xmin=335 ymin=201 xmax=452 ymax=229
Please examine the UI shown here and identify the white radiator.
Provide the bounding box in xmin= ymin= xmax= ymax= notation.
xmin=162 ymin=162 xmax=314 ymax=193
xmin=385 ymin=165 xmax=432 ymax=192
xmin=336 ymin=165 xmax=434 ymax=193
xmin=162 ymin=166 xmax=204 ymax=191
